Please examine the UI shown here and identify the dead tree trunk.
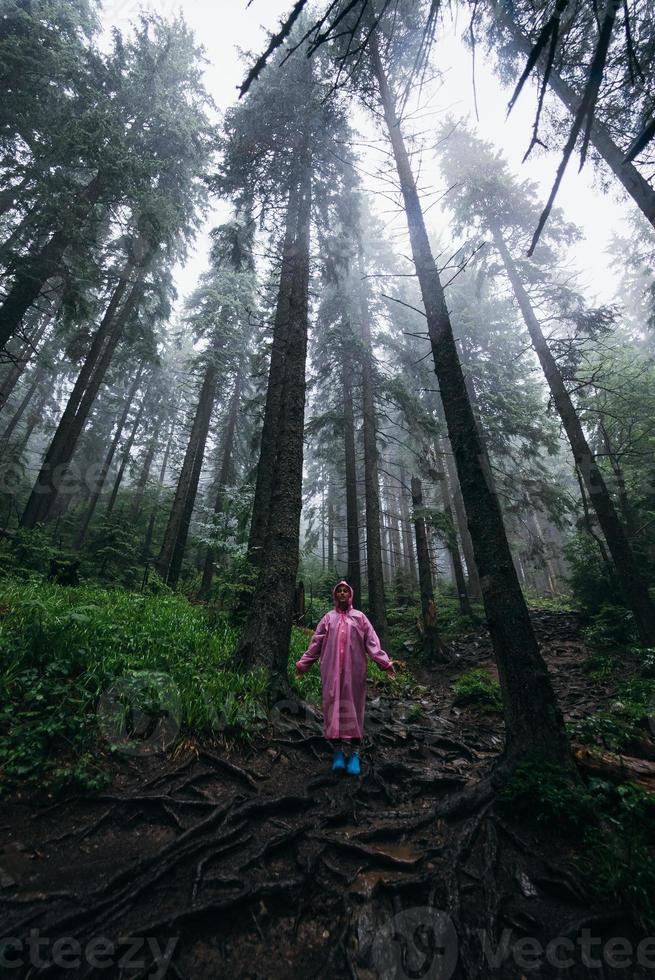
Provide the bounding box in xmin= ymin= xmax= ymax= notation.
xmin=370 ymin=32 xmax=573 ymax=775
xmin=491 ymin=1 xmax=655 ymax=228
xmin=494 ymin=227 xmax=655 ymax=645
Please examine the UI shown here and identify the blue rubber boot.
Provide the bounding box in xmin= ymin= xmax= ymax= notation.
xmin=346 ymin=752 xmax=361 ymax=776
xmin=331 ymin=750 xmax=346 ymax=772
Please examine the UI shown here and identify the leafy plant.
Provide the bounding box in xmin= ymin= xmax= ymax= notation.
xmin=452 ymin=668 xmax=503 ymax=712
xmin=581 ymin=652 xmax=621 ymax=681
xmin=497 ymin=758 xmax=596 ymax=836
xmin=582 ymin=603 xmax=637 ymax=650
xmin=582 ymin=781 xmax=655 ymax=930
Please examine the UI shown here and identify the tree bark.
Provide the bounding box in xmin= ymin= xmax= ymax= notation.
xmin=0 ymin=173 xmax=105 ymax=352
xmin=436 ymin=462 xmax=473 ymax=617
xmin=0 ymin=364 xmax=45 ymax=448
xmin=411 ymin=476 xmax=446 ymax=659
xmin=358 ymin=275 xmax=389 ymax=647
xmin=234 ymin=128 xmax=313 ymax=697
xmin=21 ymin=268 xmax=143 ymax=529
xmin=0 ymin=307 xmax=53 ymax=410
xmin=491 ymin=1 xmax=655 ymax=228
xmin=493 ymin=227 xmax=655 ymax=645
xmin=398 ymin=466 xmax=418 ymax=587
xmin=327 ymin=470 xmax=335 ymax=569
xmin=441 ymin=438 xmax=483 ymax=601
xmin=370 ymin=32 xmax=573 ymax=774
xmin=342 ymin=334 xmax=362 ymax=603
xmin=156 ymin=359 xmax=219 ymax=588
xmin=247 ymin=173 xmax=302 ymax=566
xmin=143 ymin=408 xmax=178 ymax=563
xmin=105 ymin=381 xmax=148 ymax=519
xmin=74 ymin=365 xmax=145 ymax=548
xmin=199 ymin=371 xmax=243 ymax=598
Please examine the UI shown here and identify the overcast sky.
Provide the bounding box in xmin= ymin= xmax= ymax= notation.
xmin=100 ymin=0 xmax=633 ymax=308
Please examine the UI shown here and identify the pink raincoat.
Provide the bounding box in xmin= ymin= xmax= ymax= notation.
xmin=295 ymin=581 xmax=393 ymax=740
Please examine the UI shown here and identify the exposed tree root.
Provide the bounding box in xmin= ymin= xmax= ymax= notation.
xmin=5 ymin=617 xmax=654 ymax=978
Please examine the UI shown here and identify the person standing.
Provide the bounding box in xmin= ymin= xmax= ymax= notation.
xmin=295 ymin=580 xmax=396 ymax=774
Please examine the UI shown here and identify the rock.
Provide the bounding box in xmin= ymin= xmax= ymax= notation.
xmin=0 ymin=867 xmax=16 ymax=888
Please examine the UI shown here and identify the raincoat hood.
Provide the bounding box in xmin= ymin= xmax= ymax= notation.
xmin=332 ymin=580 xmax=354 ymax=610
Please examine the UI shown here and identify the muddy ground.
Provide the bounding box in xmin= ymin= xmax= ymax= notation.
xmin=1 ymin=610 xmax=654 ymax=979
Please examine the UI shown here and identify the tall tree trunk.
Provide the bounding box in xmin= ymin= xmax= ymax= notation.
xmin=199 ymin=372 xmax=243 ymax=598
xmin=234 ymin=127 xmax=313 ymax=696
xmin=0 ymin=365 xmax=45 ymax=448
xmin=0 ymin=174 xmax=105 ymax=351
xmin=247 ymin=173 xmax=302 ymax=566
xmin=440 ymin=438 xmax=483 ymax=601
xmin=327 ymin=471 xmax=335 ymax=569
xmin=358 ymin=276 xmax=389 ymax=647
xmin=156 ymin=360 xmax=219 ymax=588
xmin=530 ymin=507 xmax=559 ymax=595
xmin=493 ymin=227 xmax=655 ymax=645
xmin=398 ymin=466 xmax=418 ymax=587
xmin=343 ymin=334 xmax=362 ymax=602
xmin=370 ymin=32 xmax=573 ymax=775
xmin=143 ymin=409 xmax=178 ymax=562
xmin=437 ymin=465 xmax=473 ymax=618
xmin=75 ymin=365 xmax=145 ymax=548
xmin=411 ymin=476 xmax=445 ymax=659
xmin=491 ymin=1 xmax=655 ymax=227
xmin=21 ymin=267 xmax=142 ymax=529
xmin=0 ymin=308 xmax=53 ymax=409
xmin=131 ymin=428 xmax=158 ymax=523
xmin=106 ymin=382 xmax=148 ymax=518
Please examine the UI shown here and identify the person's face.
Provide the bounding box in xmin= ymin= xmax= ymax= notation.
xmin=336 ymin=586 xmax=350 ymax=606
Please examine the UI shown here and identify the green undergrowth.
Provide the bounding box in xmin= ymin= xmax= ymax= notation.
xmin=498 ymin=757 xmax=655 ymax=929
xmin=451 ymin=667 xmax=503 ymax=713
xmin=567 ymin=676 xmax=655 ymax=753
xmin=0 ymin=581 xmax=270 ymax=794
xmin=384 ymin=592 xmax=483 ymax=663
xmin=497 ymin=758 xmax=596 ymax=836
xmin=524 ymin=592 xmax=577 ymax=613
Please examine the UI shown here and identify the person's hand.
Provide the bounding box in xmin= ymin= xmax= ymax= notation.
xmin=295 ymin=669 xmax=303 ymax=681
xmin=385 ymin=660 xmax=397 ymax=680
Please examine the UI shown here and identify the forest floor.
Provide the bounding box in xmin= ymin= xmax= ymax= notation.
xmin=2 ymin=609 xmax=655 ymax=979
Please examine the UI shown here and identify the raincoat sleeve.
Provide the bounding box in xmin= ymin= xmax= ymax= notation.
xmin=295 ymin=615 xmax=329 ymax=673
xmin=362 ymin=616 xmax=393 ymax=671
